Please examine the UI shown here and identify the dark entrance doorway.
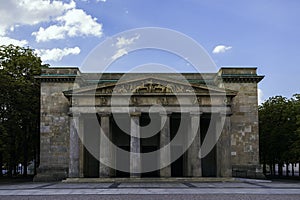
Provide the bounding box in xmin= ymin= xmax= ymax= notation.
xmin=140 ymin=113 xmax=160 ymax=177
xmin=201 ymin=114 xmax=217 ymax=177
xmin=83 ymin=115 xmax=100 ymax=178
xmin=170 ymin=113 xmax=185 ymax=177
xmin=112 ymin=114 xmax=130 ymax=177
xmin=171 ymin=146 xmax=184 ymax=177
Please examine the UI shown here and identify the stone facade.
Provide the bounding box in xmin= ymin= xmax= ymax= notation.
xmin=34 ymin=68 xmax=80 ymax=181
xmin=216 ymin=68 xmax=264 ymax=178
xmin=34 ymin=67 xmax=264 ymax=181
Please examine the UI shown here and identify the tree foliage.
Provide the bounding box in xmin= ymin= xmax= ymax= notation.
xmin=259 ymin=94 xmax=300 ymax=176
xmin=0 ymin=44 xmax=48 ymax=176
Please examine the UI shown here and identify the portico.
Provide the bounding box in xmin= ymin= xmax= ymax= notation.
xmin=64 ymin=75 xmax=235 ymax=178
xmin=69 ymin=112 xmax=232 ymax=178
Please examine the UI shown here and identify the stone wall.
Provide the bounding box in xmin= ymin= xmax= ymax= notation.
xmin=34 ymin=68 xmax=79 ymax=181
xmin=217 ymin=68 xmax=264 ymax=178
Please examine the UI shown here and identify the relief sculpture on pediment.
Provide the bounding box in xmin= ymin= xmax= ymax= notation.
xmin=114 ymin=84 xmax=128 ymax=93
xmin=98 ymin=79 xmax=207 ymax=94
xmin=132 ymin=80 xmax=174 ymax=93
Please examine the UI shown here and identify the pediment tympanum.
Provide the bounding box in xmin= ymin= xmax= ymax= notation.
xmin=64 ymin=76 xmax=236 ymax=97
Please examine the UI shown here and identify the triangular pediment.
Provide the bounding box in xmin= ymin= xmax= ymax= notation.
xmin=64 ymin=76 xmax=236 ymax=97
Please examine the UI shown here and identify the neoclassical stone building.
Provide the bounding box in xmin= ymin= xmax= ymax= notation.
xmin=34 ymin=67 xmax=264 ymax=181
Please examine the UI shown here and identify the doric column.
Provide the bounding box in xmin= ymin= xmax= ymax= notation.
xmin=130 ymin=112 xmax=141 ymax=177
xmin=99 ymin=112 xmax=111 ymax=178
xmin=69 ymin=112 xmax=80 ymax=178
xmin=78 ymin=116 xmax=84 ymax=178
xmin=159 ymin=112 xmax=171 ymax=177
xmin=216 ymin=112 xmax=232 ymax=177
xmin=187 ymin=111 xmax=202 ymax=177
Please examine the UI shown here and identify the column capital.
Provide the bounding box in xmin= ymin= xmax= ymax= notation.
xmin=220 ymin=111 xmax=232 ymax=117
xmin=130 ymin=112 xmax=141 ymax=117
xmin=97 ymin=112 xmax=111 ymax=117
xmin=190 ymin=111 xmax=203 ymax=116
xmin=159 ymin=111 xmax=172 ymax=116
xmin=68 ymin=112 xmax=81 ymax=117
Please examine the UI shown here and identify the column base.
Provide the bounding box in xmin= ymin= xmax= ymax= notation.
xmin=232 ymin=165 xmax=266 ymax=179
xmin=130 ymin=173 xmax=141 ymax=178
xmin=99 ymin=164 xmax=111 ymax=178
xmin=160 ymin=166 xmax=171 ymax=177
xmin=33 ymin=166 xmax=68 ymax=182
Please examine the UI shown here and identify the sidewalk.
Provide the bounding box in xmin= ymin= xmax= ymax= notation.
xmin=0 ymin=179 xmax=299 ymax=196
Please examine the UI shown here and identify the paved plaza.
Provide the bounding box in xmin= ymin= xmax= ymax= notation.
xmin=0 ymin=179 xmax=299 ymax=199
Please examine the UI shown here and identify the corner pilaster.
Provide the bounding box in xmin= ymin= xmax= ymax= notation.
xmin=69 ymin=112 xmax=80 ymax=178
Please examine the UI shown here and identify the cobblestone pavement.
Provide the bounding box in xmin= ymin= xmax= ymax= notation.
xmin=0 ymin=179 xmax=299 ymax=199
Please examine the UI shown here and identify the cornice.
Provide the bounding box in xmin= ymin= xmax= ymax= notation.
xmin=219 ymin=75 xmax=264 ymax=83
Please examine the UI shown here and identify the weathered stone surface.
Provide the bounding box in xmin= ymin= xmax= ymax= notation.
xmin=99 ymin=113 xmax=112 ymax=177
xmin=216 ymin=113 xmax=232 ymax=177
xmin=159 ymin=112 xmax=171 ymax=177
xmin=130 ymin=112 xmax=141 ymax=177
xmin=35 ymin=67 xmax=263 ymax=180
xmin=217 ymin=68 xmax=263 ymax=178
xmin=34 ymin=68 xmax=80 ymax=181
xmin=69 ymin=113 xmax=80 ymax=178
xmin=187 ymin=112 xmax=202 ymax=177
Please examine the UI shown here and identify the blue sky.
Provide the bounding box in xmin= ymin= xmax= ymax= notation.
xmin=1 ymin=0 xmax=299 ymax=103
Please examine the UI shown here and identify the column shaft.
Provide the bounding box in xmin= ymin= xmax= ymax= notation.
xmin=69 ymin=113 xmax=80 ymax=178
xmin=160 ymin=112 xmax=171 ymax=177
xmin=130 ymin=112 xmax=141 ymax=177
xmin=216 ymin=113 xmax=232 ymax=177
xmin=187 ymin=112 xmax=202 ymax=177
xmin=99 ymin=113 xmax=111 ymax=177
xmin=79 ymin=117 xmax=84 ymax=178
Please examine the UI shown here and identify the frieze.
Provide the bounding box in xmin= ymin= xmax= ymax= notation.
xmin=102 ymin=79 xmax=204 ymax=94
xmin=64 ymin=77 xmax=237 ymax=98
xmin=156 ymin=97 xmax=169 ymax=105
xmin=193 ymin=97 xmax=202 ymax=104
xmin=100 ymin=97 xmax=108 ymax=105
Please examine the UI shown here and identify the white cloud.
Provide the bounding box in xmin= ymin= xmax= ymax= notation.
xmin=0 ymin=36 xmax=28 ymax=46
xmin=258 ymin=88 xmax=263 ymax=105
xmin=0 ymin=0 xmax=76 ymax=36
xmin=77 ymin=0 xmax=106 ymax=2
xmin=0 ymin=25 xmax=7 ymax=36
xmin=32 ymin=8 xmax=103 ymax=42
xmin=111 ymin=35 xmax=140 ymax=60
xmin=111 ymin=49 xmax=128 ymax=60
xmin=35 ymin=47 xmax=81 ymax=62
xmin=116 ymin=35 xmax=140 ymax=48
xmin=212 ymin=45 xmax=232 ymax=54
xmin=32 ymin=25 xmax=66 ymax=42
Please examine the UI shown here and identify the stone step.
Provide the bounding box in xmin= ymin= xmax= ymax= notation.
xmin=63 ymin=177 xmax=237 ymax=183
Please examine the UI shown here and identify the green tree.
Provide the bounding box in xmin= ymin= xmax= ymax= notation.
xmin=259 ymin=94 xmax=300 ymax=176
xmin=0 ymin=44 xmax=48 ymax=176
xmin=288 ymin=94 xmax=300 ymax=175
